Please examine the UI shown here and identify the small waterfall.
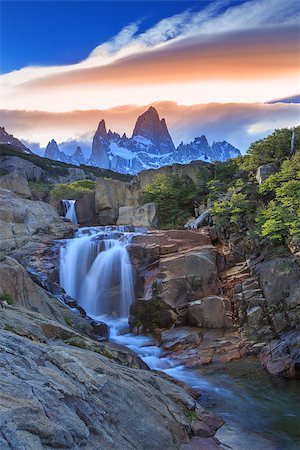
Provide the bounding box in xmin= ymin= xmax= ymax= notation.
xmin=60 ymin=227 xmax=135 ymax=318
xmin=62 ymin=199 xmax=78 ymax=224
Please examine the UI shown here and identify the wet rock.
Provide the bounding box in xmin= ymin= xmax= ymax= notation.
xmin=129 ymin=298 xmax=177 ymax=331
xmin=180 ymin=436 xmax=222 ymax=450
xmin=192 ymin=421 xmax=213 ymax=437
xmin=75 ymin=191 xmax=95 ymax=225
xmin=259 ymin=331 xmax=300 ymax=378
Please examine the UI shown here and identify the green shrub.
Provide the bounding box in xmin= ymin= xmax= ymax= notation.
xmin=64 ymin=316 xmax=73 ymax=327
xmin=142 ymin=174 xmax=198 ymax=228
xmin=51 ymin=179 xmax=96 ymax=199
xmin=0 ymin=292 xmax=14 ymax=305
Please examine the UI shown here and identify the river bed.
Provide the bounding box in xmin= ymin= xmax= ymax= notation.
xmin=59 ymin=226 xmax=300 ymax=450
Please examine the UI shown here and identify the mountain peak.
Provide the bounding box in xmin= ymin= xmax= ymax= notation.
xmin=132 ymin=106 xmax=175 ymax=153
xmin=96 ymin=119 xmax=107 ymax=137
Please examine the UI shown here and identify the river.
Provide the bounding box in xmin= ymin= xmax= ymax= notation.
xmin=59 ymin=226 xmax=300 ymax=450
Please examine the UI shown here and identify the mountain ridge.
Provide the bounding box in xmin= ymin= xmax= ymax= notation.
xmin=1 ymin=107 xmax=240 ymax=174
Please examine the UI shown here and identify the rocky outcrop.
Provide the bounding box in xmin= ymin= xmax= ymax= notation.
xmin=259 ymin=331 xmax=300 ymax=378
xmin=117 ymin=203 xmax=158 ymax=228
xmin=0 ymin=170 xmax=31 ymax=198
xmin=0 ymin=127 xmax=31 ymax=153
xmin=188 ymin=296 xmax=229 ymax=329
xmin=256 ymin=163 xmax=277 ymax=184
xmin=0 ymin=325 xmax=223 ymax=449
xmin=0 ymin=154 xmax=45 ymax=180
xmin=95 ymin=178 xmax=138 ymax=225
xmin=0 ymin=188 xmax=75 ymax=252
xmin=160 ymin=327 xmax=248 ymax=366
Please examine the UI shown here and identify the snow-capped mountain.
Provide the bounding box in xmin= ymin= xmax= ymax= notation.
xmin=89 ymin=107 xmax=240 ymax=173
xmin=44 ymin=140 xmax=86 ymax=165
xmin=0 ymin=127 xmax=32 ymax=153
xmin=1 ymin=107 xmax=240 ymax=174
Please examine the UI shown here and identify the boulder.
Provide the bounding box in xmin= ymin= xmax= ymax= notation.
xmin=255 ymin=257 xmax=300 ymax=307
xmin=75 ymin=192 xmax=95 ymax=225
xmin=0 ymin=170 xmax=31 ymax=198
xmin=129 ymin=298 xmax=177 ymax=331
xmin=259 ymin=331 xmax=300 ymax=378
xmin=188 ymin=296 xmax=227 ymax=328
xmin=256 ymin=163 xmax=277 ymax=184
xmin=157 ymin=248 xmax=219 ymax=308
xmin=95 ymin=178 xmax=126 ymax=225
xmin=117 ymin=203 xmax=158 ymax=228
xmin=0 ymin=188 xmax=75 ymax=252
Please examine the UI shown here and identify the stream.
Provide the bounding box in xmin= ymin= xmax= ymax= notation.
xmin=59 ymin=226 xmax=300 ymax=450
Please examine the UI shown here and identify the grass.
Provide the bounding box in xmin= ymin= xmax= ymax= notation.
xmin=0 ymin=293 xmax=14 ymax=305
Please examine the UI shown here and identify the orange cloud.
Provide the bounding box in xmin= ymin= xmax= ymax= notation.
xmin=1 ymin=101 xmax=299 ymax=152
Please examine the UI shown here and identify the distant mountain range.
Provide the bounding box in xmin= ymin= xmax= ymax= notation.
xmin=0 ymin=107 xmax=240 ymax=174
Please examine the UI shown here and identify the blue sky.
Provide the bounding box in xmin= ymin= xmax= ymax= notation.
xmin=0 ymin=0 xmax=299 ymax=150
xmin=1 ymin=0 xmax=236 ymax=73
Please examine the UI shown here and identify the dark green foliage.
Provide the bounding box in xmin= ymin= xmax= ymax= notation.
xmin=51 ymin=179 xmax=96 ymax=199
xmin=256 ymin=153 xmax=300 ymax=242
xmin=142 ymin=174 xmax=198 ymax=228
xmin=0 ymin=292 xmax=14 ymax=305
xmin=209 ymin=127 xmax=300 ymax=244
xmin=239 ymin=127 xmax=300 ymax=172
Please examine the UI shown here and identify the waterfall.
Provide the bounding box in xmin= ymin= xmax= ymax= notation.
xmin=62 ymin=199 xmax=78 ymax=224
xmin=60 ymin=227 xmax=135 ymax=318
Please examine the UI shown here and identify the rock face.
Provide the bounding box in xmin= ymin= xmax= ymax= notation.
xmin=117 ymin=203 xmax=158 ymax=228
xmin=0 ymin=188 xmax=75 ymax=252
xmin=256 ymin=163 xmax=277 ymax=184
xmin=0 ymin=154 xmax=45 ymax=180
xmin=188 ymin=296 xmax=228 ymax=329
xmin=95 ymin=178 xmax=138 ymax=225
xmin=132 ymin=106 xmax=175 ymax=154
xmin=0 ymin=260 xmax=224 ymax=449
xmin=88 ymin=107 xmax=240 ymax=174
xmin=0 ymin=170 xmax=31 ymax=198
xmin=0 ymin=127 xmax=31 ymax=153
xmin=75 ymin=192 xmax=96 ymax=226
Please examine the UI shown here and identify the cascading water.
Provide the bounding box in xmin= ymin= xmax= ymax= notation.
xmin=59 ymin=226 xmax=300 ymax=450
xmin=62 ymin=199 xmax=78 ymax=224
xmin=60 ymin=227 xmax=135 ymax=318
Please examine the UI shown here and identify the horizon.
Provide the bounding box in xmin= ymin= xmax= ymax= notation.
xmin=1 ymin=0 xmax=300 ymax=153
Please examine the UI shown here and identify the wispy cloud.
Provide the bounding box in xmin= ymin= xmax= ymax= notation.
xmin=0 ymin=0 xmax=299 ymax=112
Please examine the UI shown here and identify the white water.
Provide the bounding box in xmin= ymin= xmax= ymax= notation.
xmin=59 ymin=227 xmax=299 ymax=450
xmin=62 ymin=199 xmax=78 ymax=224
xmin=60 ymin=227 xmax=135 ymax=318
